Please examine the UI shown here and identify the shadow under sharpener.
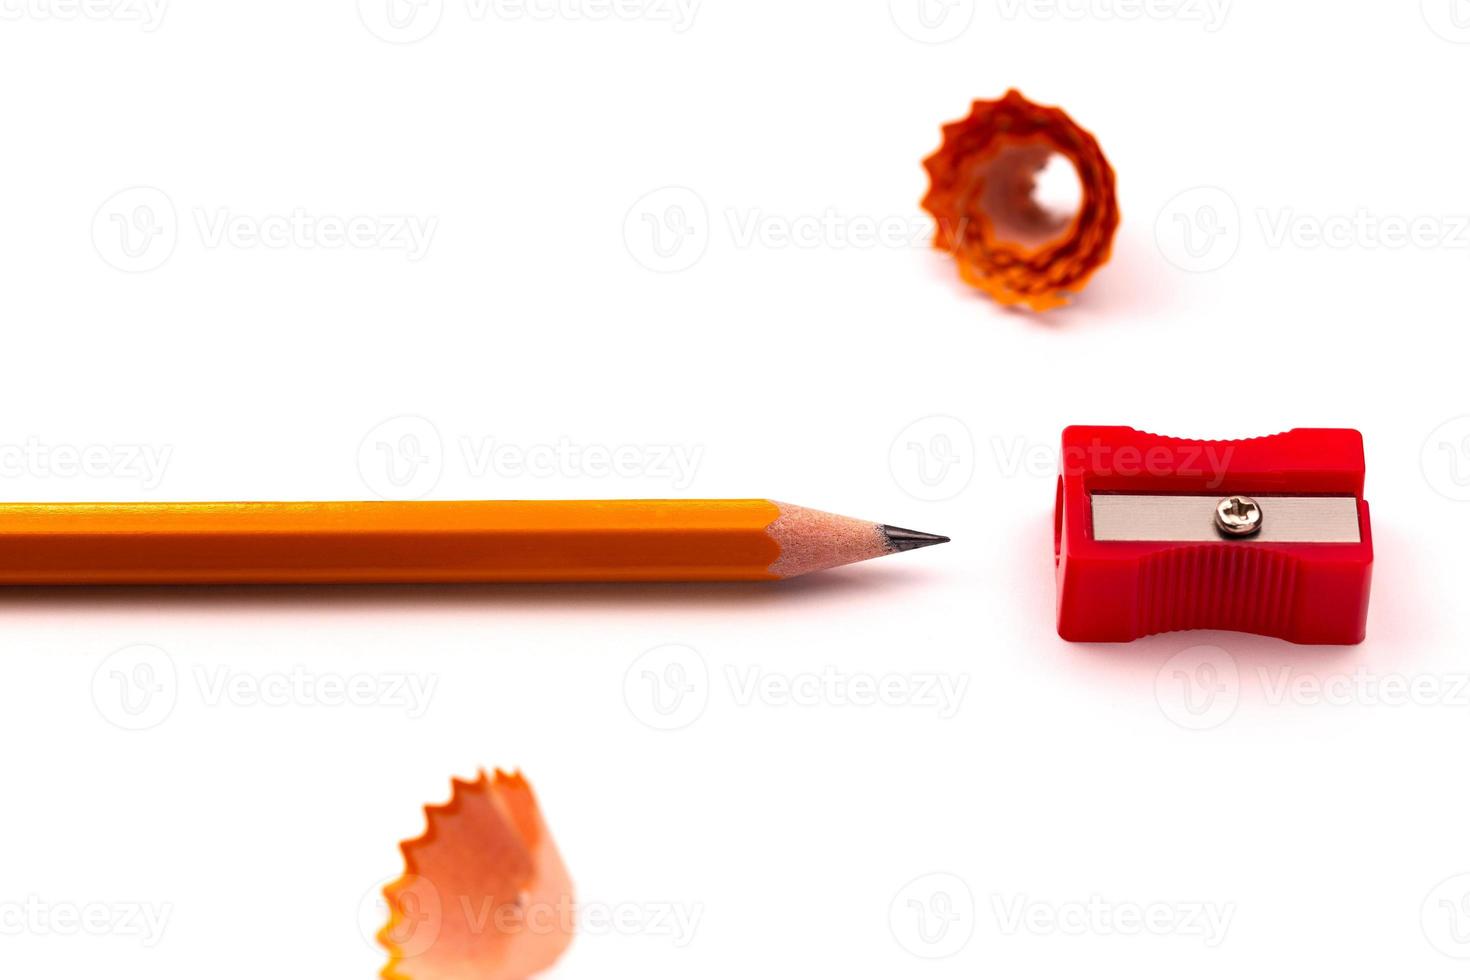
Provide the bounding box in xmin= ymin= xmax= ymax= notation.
xmin=1054 ymin=426 xmax=1373 ymax=645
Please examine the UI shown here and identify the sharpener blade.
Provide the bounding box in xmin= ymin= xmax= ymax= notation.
xmin=1090 ymin=494 xmax=1361 ymax=543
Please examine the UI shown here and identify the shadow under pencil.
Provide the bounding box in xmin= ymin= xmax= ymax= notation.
xmin=0 ymin=564 xmax=948 ymax=615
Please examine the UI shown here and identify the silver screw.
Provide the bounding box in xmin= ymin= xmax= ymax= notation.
xmin=1215 ymin=495 xmax=1263 ymax=537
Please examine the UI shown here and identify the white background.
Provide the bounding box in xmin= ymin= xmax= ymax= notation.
xmin=2 ymin=1 xmax=1469 ymax=977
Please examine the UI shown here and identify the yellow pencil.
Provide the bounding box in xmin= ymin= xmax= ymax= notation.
xmin=0 ymin=499 xmax=949 ymax=584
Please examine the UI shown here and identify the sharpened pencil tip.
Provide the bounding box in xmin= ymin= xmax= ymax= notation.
xmin=880 ymin=525 xmax=952 ymax=553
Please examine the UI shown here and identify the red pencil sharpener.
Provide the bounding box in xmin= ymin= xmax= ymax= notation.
xmin=1055 ymin=426 xmax=1373 ymax=645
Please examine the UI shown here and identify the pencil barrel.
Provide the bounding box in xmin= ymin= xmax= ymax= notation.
xmin=0 ymin=500 xmax=785 ymax=584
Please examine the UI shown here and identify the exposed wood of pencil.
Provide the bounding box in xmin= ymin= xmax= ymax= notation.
xmin=0 ymin=500 xmax=949 ymax=585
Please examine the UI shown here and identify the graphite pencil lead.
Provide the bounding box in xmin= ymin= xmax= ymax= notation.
xmin=880 ymin=525 xmax=952 ymax=553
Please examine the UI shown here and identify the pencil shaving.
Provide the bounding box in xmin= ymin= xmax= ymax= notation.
xmin=922 ymin=89 xmax=1119 ymax=311
xmin=380 ymin=769 xmax=574 ymax=980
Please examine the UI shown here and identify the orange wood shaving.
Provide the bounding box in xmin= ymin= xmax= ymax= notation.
xmin=379 ymin=770 xmax=574 ymax=980
xmin=922 ymin=89 xmax=1120 ymax=312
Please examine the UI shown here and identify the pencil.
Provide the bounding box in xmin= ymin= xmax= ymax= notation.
xmin=0 ymin=499 xmax=949 ymax=585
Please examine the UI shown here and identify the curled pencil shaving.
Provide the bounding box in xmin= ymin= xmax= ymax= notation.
xmin=922 ymin=89 xmax=1120 ymax=312
xmin=379 ymin=770 xmax=574 ymax=980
